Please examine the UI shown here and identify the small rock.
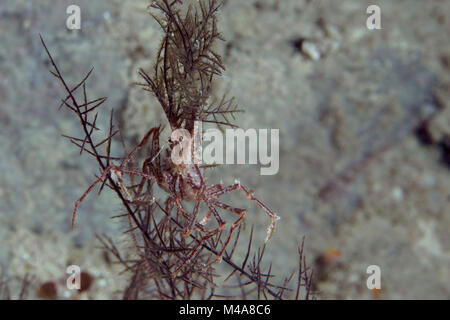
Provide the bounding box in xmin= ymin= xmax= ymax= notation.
xmin=302 ymin=41 xmax=321 ymax=61
xmin=392 ymin=187 xmax=403 ymax=201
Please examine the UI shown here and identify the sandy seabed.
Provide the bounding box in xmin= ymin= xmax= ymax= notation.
xmin=1 ymin=0 xmax=450 ymax=299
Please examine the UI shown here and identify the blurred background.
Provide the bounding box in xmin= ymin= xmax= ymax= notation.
xmin=1 ymin=0 xmax=450 ymax=299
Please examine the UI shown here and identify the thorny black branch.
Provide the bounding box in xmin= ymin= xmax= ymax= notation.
xmin=41 ymin=0 xmax=313 ymax=300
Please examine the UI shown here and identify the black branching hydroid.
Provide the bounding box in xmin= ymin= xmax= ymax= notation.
xmin=41 ymin=0 xmax=313 ymax=300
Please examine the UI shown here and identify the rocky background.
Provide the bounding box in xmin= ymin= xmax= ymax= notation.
xmin=1 ymin=0 xmax=450 ymax=299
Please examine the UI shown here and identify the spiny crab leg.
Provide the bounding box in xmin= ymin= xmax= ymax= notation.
xmin=72 ymin=166 xmax=155 ymax=230
xmin=211 ymin=181 xmax=280 ymax=243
